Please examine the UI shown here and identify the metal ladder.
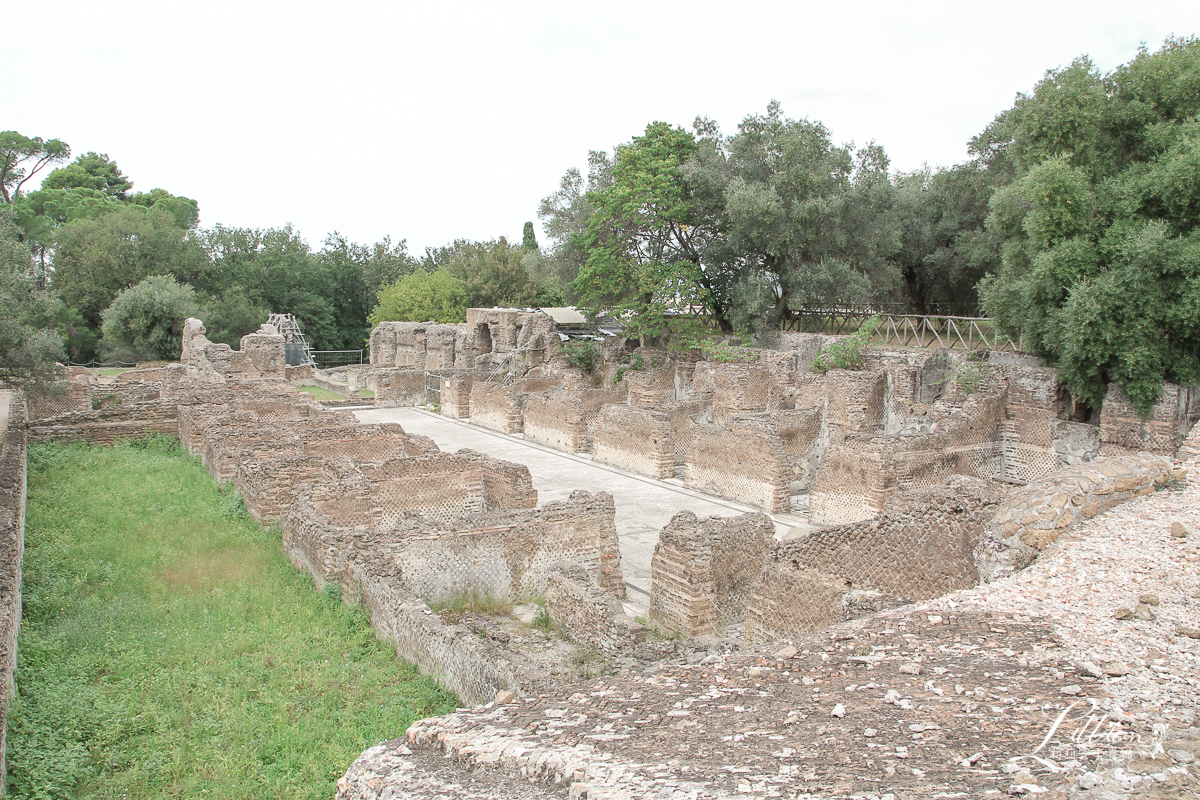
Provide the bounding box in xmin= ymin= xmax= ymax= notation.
xmin=266 ymin=313 xmax=316 ymax=367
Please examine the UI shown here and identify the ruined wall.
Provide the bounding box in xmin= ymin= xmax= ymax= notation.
xmin=746 ymin=476 xmax=1005 ymax=641
xmin=371 ymin=368 xmax=429 ymax=408
xmin=365 ymin=491 xmax=621 ymax=604
xmin=995 ymin=362 xmax=1067 ymax=483
xmin=522 ymin=394 xmax=587 ymax=454
xmin=0 ymin=393 xmax=28 ymax=791
xmin=235 ymin=455 xmax=356 ymax=526
xmin=545 ymin=562 xmax=645 ymax=656
xmin=182 ymin=318 xmax=286 ymax=382
xmin=25 ymin=377 xmax=91 ymax=420
xmin=27 ymin=398 xmax=179 ymax=445
xmin=591 ymin=404 xmax=673 ymax=479
xmin=343 ymin=557 xmax=555 ymax=707
xmin=369 ymin=322 xmax=464 ymax=369
xmin=712 ymin=364 xmax=770 ymax=424
xmin=468 ymin=381 xmax=523 ymax=434
xmin=649 ymin=511 xmax=774 ymax=637
xmin=282 ymin=489 xmax=374 ymax=589
xmin=809 ymin=387 xmax=1006 ymax=525
xmin=771 ymin=409 xmax=824 ymax=491
xmin=664 ymin=398 xmax=714 ymax=466
xmin=1100 ymin=382 xmax=1200 ymax=457
xmin=685 ymin=417 xmax=790 ymax=513
xmin=624 ymin=366 xmax=676 ymax=408
xmin=577 ymin=387 xmax=628 ymax=447
xmin=978 ymin=453 xmax=1183 ymax=580
xmin=359 ymin=451 xmax=537 ymax=529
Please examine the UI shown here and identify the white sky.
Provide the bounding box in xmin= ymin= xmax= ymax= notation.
xmin=8 ymin=1 xmax=1195 ymax=254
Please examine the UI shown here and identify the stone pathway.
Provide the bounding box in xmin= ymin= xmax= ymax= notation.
xmin=355 ymin=407 xmax=814 ymax=611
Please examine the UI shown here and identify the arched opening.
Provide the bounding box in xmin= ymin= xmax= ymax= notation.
xmin=475 ymin=323 xmax=493 ymax=355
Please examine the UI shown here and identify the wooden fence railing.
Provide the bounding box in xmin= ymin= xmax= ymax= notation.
xmin=689 ymin=308 xmax=1023 ymax=352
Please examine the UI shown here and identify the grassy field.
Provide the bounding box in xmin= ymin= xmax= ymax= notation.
xmin=9 ymin=437 xmax=457 ymax=799
xmin=295 ymin=384 xmax=348 ymax=402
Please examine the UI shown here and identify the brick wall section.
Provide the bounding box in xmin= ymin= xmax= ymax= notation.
xmin=712 ymin=364 xmax=770 ymax=424
xmin=439 ymin=376 xmax=474 ymax=419
xmin=282 ymin=491 xmax=374 ymax=588
xmin=0 ymin=393 xmax=28 ymax=791
xmin=592 ymin=404 xmax=673 ymax=479
xmin=370 ymin=368 xmax=429 ymax=408
xmin=523 ymin=394 xmax=587 ymax=453
xmin=744 ymin=563 xmax=851 ymax=642
xmin=545 ymin=562 xmax=645 ymax=656
xmin=235 ymin=455 xmax=358 ymax=526
xmin=625 ymin=366 xmax=676 ymax=407
xmin=994 ymin=363 xmax=1065 ymax=483
xmin=1100 ymin=382 xmax=1200 ymax=457
xmin=1179 ymin=421 xmax=1200 ymax=461
xmin=364 ymin=491 xmax=620 ymax=604
xmin=685 ymin=417 xmax=790 ymax=513
xmin=825 ymin=369 xmax=888 ymax=436
xmin=649 ymin=511 xmax=774 ymax=636
xmin=27 ymin=398 xmax=179 ymax=445
xmin=469 ymin=381 xmax=524 ymax=434
xmin=577 ymin=388 xmax=628 ymax=447
xmin=26 ymin=377 xmax=90 ymax=420
xmin=771 ymin=409 xmax=824 ymax=489
xmin=342 ymin=556 xmax=557 ymax=707
xmin=665 ymin=398 xmax=714 ymax=466
xmin=978 ymin=453 xmax=1183 ymax=580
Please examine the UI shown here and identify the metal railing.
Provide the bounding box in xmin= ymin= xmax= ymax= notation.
xmin=310 ymin=350 xmax=364 ymax=369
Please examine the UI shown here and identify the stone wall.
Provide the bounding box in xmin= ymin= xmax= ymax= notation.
xmin=522 ymin=394 xmax=587 ymax=454
xmin=182 ymin=318 xmax=286 ymax=382
xmin=469 ymin=381 xmax=523 ymax=434
xmin=1100 ymin=382 xmax=1200 ymax=457
xmin=712 ymin=364 xmax=770 ymax=423
xmin=685 ymin=417 xmax=790 ymax=513
xmin=0 ymin=393 xmax=28 ymax=791
xmin=978 ymin=453 xmax=1183 ymax=580
xmin=365 ymin=491 xmax=621 ymax=604
xmin=746 ymin=476 xmax=1005 ymax=641
xmin=664 ymin=398 xmax=714 ymax=466
xmin=544 ymin=562 xmax=645 ymax=656
xmin=25 ymin=377 xmax=90 ymax=420
xmin=649 ymin=511 xmax=774 ymax=636
xmin=27 ymin=397 xmax=179 ymax=445
xmin=591 ymin=404 xmax=673 ymax=479
xmin=235 ymin=455 xmax=356 ymax=526
xmin=371 ymin=368 xmax=429 ymax=408
xmin=369 ymin=322 xmax=463 ymax=369
xmin=343 ymin=556 xmax=555 ymax=707
xmin=995 ymin=362 xmax=1067 ymax=483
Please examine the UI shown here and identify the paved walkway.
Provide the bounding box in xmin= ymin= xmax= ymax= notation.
xmin=355 ymin=407 xmax=812 ymax=610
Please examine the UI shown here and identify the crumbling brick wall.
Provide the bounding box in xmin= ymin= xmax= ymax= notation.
xmin=665 ymin=398 xmax=714 ymax=466
xmin=649 ymin=511 xmax=774 ymax=636
xmin=994 ymin=362 xmax=1067 ymax=483
xmin=523 ymin=394 xmax=587 ymax=453
xmin=371 ymin=368 xmax=430 ymax=408
xmin=365 ymin=491 xmax=621 ymax=604
xmin=978 ymin=453 xmax=1182 ymax=580
xmin=746 ymin=476 xmax=1005 ymax=640
xmin=0 ymin=393 xmax=28 ymax=790
xmin=712 ymin=364 xmax=770 ymax=424
xmin=469 ymin=381 xmax=524 ymax=434
xmin=625 ymin=366 xmax=676 ymax=408
xmin=342 ymin=555 xmax=556 ymax=707
xmin=182 ymin=318 xmax=286 ymax=381
xmin=282 ymin=488 xmax=374 ymax=588
xmin=545 ymin=562 xmax=645 ymax=656
xmin=592 ymin=404 xmax=673 ymax=479
xmin=577 ymin=388 xmax=628 ymax=448
xmin=685 ymin=417 xmax=790 ymax=513
xmin=771 ymin=409 xmax=824 ymax=491
xmin=369 ymin=322 xmax=463 ymax=369
xmin=27 ymin=398 xmax=179 ymax=445
xmin=1100 ymin=382 xmax=1200 ymax=457
xmin=235 ymin=455 xmax=357 ymax=526
xmin=25 ymin=377 xmax=91 ymax=421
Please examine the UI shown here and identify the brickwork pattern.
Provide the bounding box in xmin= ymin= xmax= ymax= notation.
xmin=544 ymin=563 xmax=645 ymax=656
xmin=0 ymin=393 xmax=28 ymax=791
xmin=342 ymin=557 xmax=556 ymax=707
xmin=649 ymin=511 xmax=774 ymax=636
xmin=1100 ymin=382 xmax=1200 ymax=457
xmin=712 ymin=364 xmax=770 ymax=424
xmin=978 ymin=453 xmax=1183 ymax=580
xmin=469 ymin=381 xmax=524 ymax=434
xmin=624 ymin=366 xmax=676 ymax=408
xmin=27 ymin=398 xmax=179 ymax=445
xmin=664 ymin=398 xmax=713 ymax=466
xmin=591 ymin=404 xmax=673 ymax=479
xmin=685 ymin=417 xmax=790 ymax=513
xmin=522 ymin=394 xmax=586 ymax=453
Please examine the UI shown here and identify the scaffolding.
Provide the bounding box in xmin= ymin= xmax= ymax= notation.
xmin=266 ymin=313 xmax=316 ymax=367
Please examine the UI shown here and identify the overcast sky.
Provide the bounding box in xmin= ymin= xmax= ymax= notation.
xmin=8 ymin=1 xmax=1195 ymax=254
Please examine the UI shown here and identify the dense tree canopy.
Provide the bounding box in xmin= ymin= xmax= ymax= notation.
xmin=0 ymin=132 xmax=70 ymax=205
xmin=977 ymin=36 xmax=1200 ymax=414
xmin=99 ymin=275 xmax=200 ymax=362
xmin=368 ymin=270 xmax=467 ymax=325
xmin=0 ymin=209 xmax=64 ymax=385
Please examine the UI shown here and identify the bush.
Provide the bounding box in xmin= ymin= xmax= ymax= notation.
xmin=810 ymin=315 xmax=882 ymax=372
xmin=562 ymin=340 xmax=597 ymax=373
xmin=99 ymin=274 xmax=199 ymax=362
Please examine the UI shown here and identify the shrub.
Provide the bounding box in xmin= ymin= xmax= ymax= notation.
xmin=810 ymin=315 xmax=881 ymax=373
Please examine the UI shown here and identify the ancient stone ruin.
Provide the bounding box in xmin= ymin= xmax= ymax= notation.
xmin=3 ymin=306 xmax=1197 ymax=798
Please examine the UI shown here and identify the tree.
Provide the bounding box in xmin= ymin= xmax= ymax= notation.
xmin=41 ymin=152 xmax=132 ymax=199
xmin=977 ymin=37 xmax=1200 ymax=415
xmin=427 ymin=237 xmax=545 ymax=309
xmin=368 ymin=270 xmax=467 ymax=325
xmin=522 ymin=221 xmax=538 ymax=252
xmin=0 ymin=208 xmax=65 ymax=385
xmin=0 ymin=131 xmax=70 ymax=205
xmin=571 ymin=122 xmax=719 ymax=335
xmin=51 ymin=205 xmax=210 ymax=335
xmin=99 ymin=275 xmax=200 ymax=362
xmin=537 ymin=151 xmax=612 ymax=300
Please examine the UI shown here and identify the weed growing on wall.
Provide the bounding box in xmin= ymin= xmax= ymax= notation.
xmin=810 ymin=315 xmax=882 ymax=373
xmin=9 ymin=437 xmax=457 ymax=800
xmin=562 ymin=340 xmax=598 ymax=373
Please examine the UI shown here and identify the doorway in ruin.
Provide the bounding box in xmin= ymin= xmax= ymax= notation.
xmin=475 ymin=323 xmax=493 ymax=356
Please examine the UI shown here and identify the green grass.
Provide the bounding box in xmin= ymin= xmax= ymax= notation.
xmin=295 ymin=384 xmax=349 ymax=402
xmin=9 ymin=437 xmax=458 ymax=799
xmin=92 ymin=369 xmax=132 ymax=377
